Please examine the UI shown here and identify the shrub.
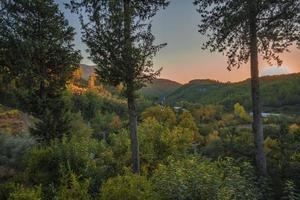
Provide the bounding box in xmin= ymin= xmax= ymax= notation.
xmin=100 ymin=174 xmax=159 ymax=200
xmin=0 ymin=133 xmax=35 ymax=172
xmin=7 ymin=184 xmax=41 ymax=200
xmin=56 ymin=172 xmax=91 ymax=200
xmin=152 ymin=157 xmax=262 ymax=200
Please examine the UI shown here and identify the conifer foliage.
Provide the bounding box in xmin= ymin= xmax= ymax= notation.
xmin=68 ymin=0 xmax=169 ymax=173
xmin=0 ymin=0 xmax=81 ymax=142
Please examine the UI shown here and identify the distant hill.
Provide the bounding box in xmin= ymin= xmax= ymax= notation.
xmin=78 ymin=65 xmax=182 ymax=100
xmin=140 ymin=79 xmax=182 ymax=100
xmin=166 ymin=73 xmax=300 ymax=114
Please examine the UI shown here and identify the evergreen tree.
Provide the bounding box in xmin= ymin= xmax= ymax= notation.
xmin=194 ymin=0 xmax=300 ymax=176
xmin=0 ymin=0 xmax=81 ymax=142
xmin=68 ymin=0 xmax=169 ymax=174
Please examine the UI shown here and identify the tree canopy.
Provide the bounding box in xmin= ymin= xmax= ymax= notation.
xmin=194 ymin=0 xmax=300 ymax=70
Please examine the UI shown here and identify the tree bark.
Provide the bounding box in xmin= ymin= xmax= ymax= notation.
xmin=124 ymin=0 xmax=140 ymax=174
xmin=127 ymin=92 xmax=140 ymax=174
xmin=248 ymin=0 xmax=267 ymax=176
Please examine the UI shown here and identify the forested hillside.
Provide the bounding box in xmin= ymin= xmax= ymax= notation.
xmin=166 ymin=73 xmax=300 ymax=113
xmin=140 ymin=79 xmax=182 ymax=100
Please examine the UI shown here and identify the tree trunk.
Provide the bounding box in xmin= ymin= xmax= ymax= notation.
xmin=248 ymin=0 xmax=267 ymax=176
xmin=124 ymin=0 xmax=140 ymax=174
xmin=128 ymin=92 xmax=140 ymax=174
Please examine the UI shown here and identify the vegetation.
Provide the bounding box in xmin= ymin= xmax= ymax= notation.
xmin=194 ymin=0 xmax=300 ymax=175
xmin=0 ymin=0 xmax=299 ymax=199
xmin=0 ymin=0 xmax=81 ymax=142
xmin=166 ymin=73 xmax=300 ymax=114
xmin=140 ymin=79 xmax=182 ymax=101
xmin=68 ymin=0 xmax=169 ymax=174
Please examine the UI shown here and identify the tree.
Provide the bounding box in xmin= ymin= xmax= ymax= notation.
xmin=194 ymin=0 xmax=300 ymax=176
xmin=68 ymin=0 xmax=169 ymax=174
xmin=234 ymin=103 xmax=251 ymax=123
xmin=0 ymin=0 xmax=81 ymax=142
xmin=141 ymin=105 xmax=177 ymax=128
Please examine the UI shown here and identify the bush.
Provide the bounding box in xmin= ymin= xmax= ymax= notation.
xmin=7 ymin=184 xmax=41 ymax=200
xmin=152 ymin=157 xmax=262 ymax=200
xmin=100 ymin=174 xmax=159 ymax=200
xmin=56 ymin=172 xmax=91 ymax=200
xmin=138 ymin=118 xmax=195 ymax=173
xmin=0 ymin=133 xmax=35 ymax=172
xmin=24 ymin=132 xmax=100 ymax=198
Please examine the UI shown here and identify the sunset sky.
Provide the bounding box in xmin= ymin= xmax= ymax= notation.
xmin=57 ymin=0 xmax=300 ymax=84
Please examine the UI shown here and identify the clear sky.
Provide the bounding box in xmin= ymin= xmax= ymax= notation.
xmin=56 ymin=0 xmax=300 ymax=84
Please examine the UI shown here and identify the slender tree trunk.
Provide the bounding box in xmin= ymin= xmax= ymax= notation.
xmin=124 ymin=0 xmax=140 ymax=174
xmin=248 ymin=0 xmax=267 ymax=176
xmin=127 ymin=91 xmax=140 ymax=174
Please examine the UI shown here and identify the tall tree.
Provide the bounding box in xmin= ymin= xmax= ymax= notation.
xmin=194 ymin=0 xmax=300 ymax=175
xmin=0 ymin=0 xmax=81 ymax=142
xmin=68 ymin=0 xmax=169 ymax=174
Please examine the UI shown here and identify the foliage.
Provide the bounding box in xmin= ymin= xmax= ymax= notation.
xmin=152 ymin=157 xmax=262 ymax=200
xmin=71 ymin=91 xmax=127 ymax=121
xmin=68 ymin=0 xmax=170 ymax=174
xmin=282 ymin=180 xmax=300 ymax=200
xmin=68 ymin=0 xmax=169 ymax=92
xmin=7 ymin=184 xmax=42 ymax=200
xmin=234 ymin=103 xmax=252 ymax=123
xmin=56 ymin=172 xmax=91 ymax=200
xmin=141 ymin=106 xmax=176 ymax=127
xmin=178 ymin=110 xmax=199 ymax=134
xmin=140 ymin=79 xmax=182 ymax=100
xmin=91 ymin=112 xmax=122 ymax=140
xmin=1 ymin=0 xmax=300 ymax=198
xmin=100 ymin=174 xmax=159 ymax=200
xmin=167 ymin=74 xmax=300 ymax=114
xmin=265 ymin=123 xmax=300 ymax=198
xmin=24 ymin=122 xmax=99 ymax=197
xmin=0 ymin=133 xmax=36 ymax=173
xmin=69 ymin=112 xmax=93 ymax=139
xmin=0 ymin=0 xmax=81 ymax=142
xmin=190 ymin=104 xmax=224 ymax=123
xmin=193 ymin=0 xmax=300 ymax=69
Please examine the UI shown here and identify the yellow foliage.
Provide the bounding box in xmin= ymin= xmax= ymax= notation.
xmin=116 ymin=83 xmax=124 ymax=94
xmin=234 ymin=103 xmax=251 ymax=123
xmin=264 ymin=137 xmax=279 ymax=155
xmin=288 ymin=124 xmax=300 ymax=134
xmin=73 ymin=68 xmax=83 ymax=80
xmin=206 ymin=131 xmax=220 ymax=145
xmin=88 ymin=73 xmax=96 ymax=89
xmin=108 ymin=115 xmax=122 ymax=130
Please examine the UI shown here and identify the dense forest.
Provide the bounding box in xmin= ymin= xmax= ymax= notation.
xmin=0 ymin=0 xmax=300 ymax=200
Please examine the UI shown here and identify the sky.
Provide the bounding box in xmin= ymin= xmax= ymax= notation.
xmin=57 ymin=0 xmax=300 ymax=84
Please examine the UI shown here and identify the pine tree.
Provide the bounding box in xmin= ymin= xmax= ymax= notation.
xmin=0 ymin=0 xmax=81 ymax=142
xmin=194 ymin=0 xmax=300 ymax=175
xmin=68 ymin=0 xmax=169 ymax=174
